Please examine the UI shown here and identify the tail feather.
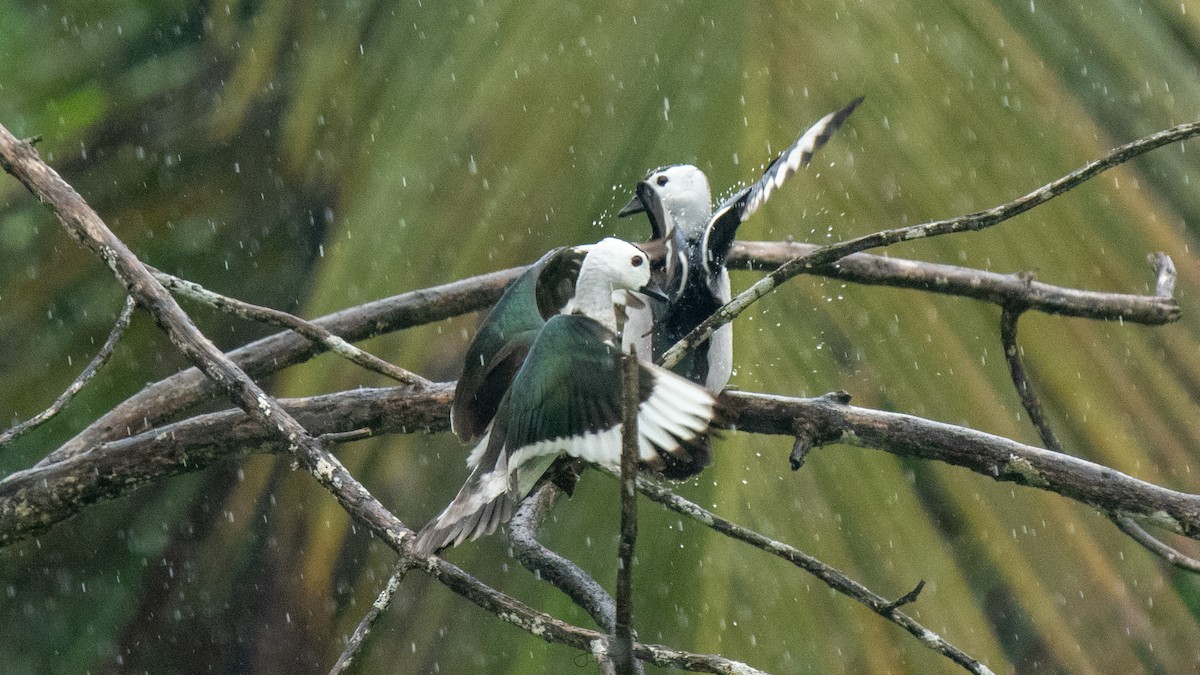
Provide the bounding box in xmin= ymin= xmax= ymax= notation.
xmin=412 ymin=464 xmax=517 ymax=557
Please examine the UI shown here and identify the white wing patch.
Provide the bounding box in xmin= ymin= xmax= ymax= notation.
xmin=466 ymin=431 xmax=491 ymax=469
xmin=507 ymin=364 xmax=715 ymax=473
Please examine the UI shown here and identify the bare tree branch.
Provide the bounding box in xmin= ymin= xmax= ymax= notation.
xmin=636 ymin=480 xmax=993 ymax=675
xmin=999 ymin=305 xmax=1064 ymax=452
xmin=1113 ymin=516 xmax=1200 ymax=574
xmin=44 ymin=241 xmax=1176 ymax=467
xmin=718 ymin=390 xmax=1200 ymax=538
xmin=661 ymin=121 xmax=1200 ymax=369
xmin=8 ymin=386 xmax=1200 ymax=547
xmin=151 ymin=266 xmax=432 ymax=388
xmin=0 ymin=295 xmax=135 ymax=449
xmin=729 ymin=241 xmax=1179 ymax=325
xmin=613 ymin=351 xmax=640 ymax=675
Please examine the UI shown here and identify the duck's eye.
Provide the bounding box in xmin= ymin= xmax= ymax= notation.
xmin=630 ymin=255 xmax=644 ymax=267
xmin=656 ymin=175 xmax=669 ymax=187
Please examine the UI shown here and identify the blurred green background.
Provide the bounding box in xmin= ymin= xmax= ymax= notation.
xmin=3 ymin=1 xmax=1200 ymax=672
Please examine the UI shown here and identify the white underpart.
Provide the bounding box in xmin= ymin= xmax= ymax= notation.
xmin=621 ymin=299 xmax=654 ymax=357
xmin=705 ymin=269 xmax=734 ymax=393
xmin=507 ymin=367 xmax=715 ymax=474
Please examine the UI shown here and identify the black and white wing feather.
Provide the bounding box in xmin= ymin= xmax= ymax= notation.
xmin=704 ymin=97 xmax=863 ymax=270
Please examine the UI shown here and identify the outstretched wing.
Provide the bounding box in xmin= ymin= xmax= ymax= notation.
xmin=704 ymin=97 xmax=863 ymax=270
xmin=451 ymin=246 xmax=586 ymax=442
xmin=502 ymin=315 xmax=714 ymax=477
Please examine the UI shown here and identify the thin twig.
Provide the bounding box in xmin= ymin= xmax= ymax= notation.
xmin=0 ymin=295 xmax=136 ymax=449
xmin=151 ymin=267 xmax=431 ymax=388
xmin=614 ymin=351 xmax=640 ymax=675
xmin=1113 ymin=516 xmax=1200 ymax=574
xmin=330 ymin=559 xmax=414 ymax=674
xmin=661 ymin=121 xmax=1200 ymax=370
xmin=999 ymin=305 xmax=1064 ymax=452
xmin=1000 ymin=303 xmax=1200 ymax=573
xmin=636 ymin=480 xmax=993 ymax=675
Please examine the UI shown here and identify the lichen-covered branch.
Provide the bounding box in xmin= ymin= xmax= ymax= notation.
xmin=151 ymin=266 xmax=432 ymax=388
xmin=509 ymin=481 xmax=619 ymax=633
xmin=421 ymin=554 xmax=766 ymax=674
xmin=7 ymin=385 xmax=1200 ymax=548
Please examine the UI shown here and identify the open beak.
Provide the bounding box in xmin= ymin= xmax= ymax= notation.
xmin=637 ymin=280 xmax=670 ymax=304
xmin=621 ymin=181 xmax=674 ymax=245
xmin=618 ymin=185 xmax=648 ymax=217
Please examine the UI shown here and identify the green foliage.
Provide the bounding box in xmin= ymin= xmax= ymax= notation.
xmin=3 ymin=0 xmax=1200 ymax=672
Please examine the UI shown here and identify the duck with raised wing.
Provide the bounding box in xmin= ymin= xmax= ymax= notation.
xmin=417 ymin=237 xmax=717 ymax=556
xmin=620 ymin=97 xmax=863 ymax=392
